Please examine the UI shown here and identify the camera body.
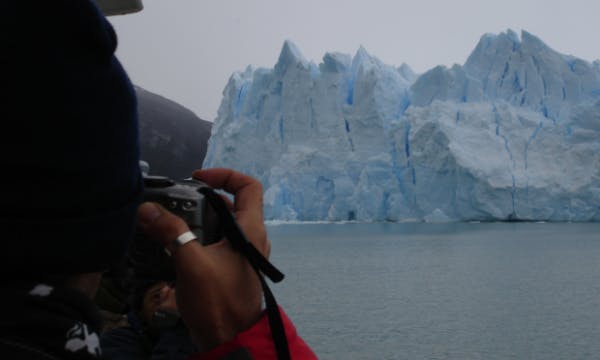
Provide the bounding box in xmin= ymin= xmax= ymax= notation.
xmin=143 ymin=175 xmax=209 ymax=240
xmin=128 ymin=174 xmax=223 ymax=280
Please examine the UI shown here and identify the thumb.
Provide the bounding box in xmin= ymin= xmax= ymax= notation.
xmin=137 ymin=202 xmax=196 ymax=256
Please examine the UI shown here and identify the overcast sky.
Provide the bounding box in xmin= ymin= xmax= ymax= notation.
xmin=110 ymin=0 xmax=600 ymax=122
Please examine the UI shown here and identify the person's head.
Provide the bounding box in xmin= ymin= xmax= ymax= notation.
xmin=0 ymin=1 xmax=142 ymax=288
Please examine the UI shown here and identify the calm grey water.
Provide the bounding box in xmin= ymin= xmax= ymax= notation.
xmin=266 ymin=222 xmax=600 ymax=360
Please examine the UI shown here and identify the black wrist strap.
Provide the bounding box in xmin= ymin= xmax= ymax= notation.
xmin=200 ymin=188 xmax=291 ymax=360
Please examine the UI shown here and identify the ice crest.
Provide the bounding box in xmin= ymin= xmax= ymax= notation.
xmin=275 ymin=40 xmax=309 ymax=75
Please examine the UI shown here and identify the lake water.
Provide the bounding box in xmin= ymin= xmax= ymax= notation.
xmin=266 ymin=222 xmax=600 ymax=359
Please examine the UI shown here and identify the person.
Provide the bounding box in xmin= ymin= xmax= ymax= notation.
xmin=0 ymin=1 xmax=316 ymax=359
xmin=100 ymin=279 xmax=198 ymax=359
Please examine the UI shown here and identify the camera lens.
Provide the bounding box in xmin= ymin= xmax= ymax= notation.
xmin=168 ymin=200 xmax=178 ymax=209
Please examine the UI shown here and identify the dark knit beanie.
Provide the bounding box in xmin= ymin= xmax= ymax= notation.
xmin=0 ymin=1 xmax=143 ymax=276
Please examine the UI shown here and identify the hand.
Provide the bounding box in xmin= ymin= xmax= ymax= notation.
xmin=140 ymin=282 xmax=178 ymax=325
xmin=136 ymin=168 xmax=269 ymax=350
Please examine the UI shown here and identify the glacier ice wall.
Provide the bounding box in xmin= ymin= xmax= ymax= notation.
xmin=203 ymin=30 xmax=600 ymax=222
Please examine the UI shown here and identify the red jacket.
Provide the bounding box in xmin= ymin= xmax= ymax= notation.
xmin=189 ymin=308 xmax=317 ymax=360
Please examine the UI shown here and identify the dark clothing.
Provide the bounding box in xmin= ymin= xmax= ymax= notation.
xmin=100 ymin=313 xmax=197 ymax=360
xmin=0 ymin=283 xmax=103 ymax=359
xmin=0 ymin=283 xmax=317 ymax=360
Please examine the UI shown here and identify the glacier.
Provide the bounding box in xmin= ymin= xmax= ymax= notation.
xmin=203 ymin=30 xmax=600 ymax=222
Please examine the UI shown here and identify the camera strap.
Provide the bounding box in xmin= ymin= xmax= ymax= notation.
xmin=199 ymin=188 xmax=291 ymax=360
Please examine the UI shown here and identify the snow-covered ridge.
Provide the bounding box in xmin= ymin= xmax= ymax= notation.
xmin=204 ymin=30 xmax=600 ymax=222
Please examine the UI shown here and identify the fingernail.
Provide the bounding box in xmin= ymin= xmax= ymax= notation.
xmin=138 ymin=202 xmax=161 ymax=226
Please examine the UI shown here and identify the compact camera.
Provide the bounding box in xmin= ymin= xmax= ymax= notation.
xmin=128 ymin=168 xmax=223 ymax=280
